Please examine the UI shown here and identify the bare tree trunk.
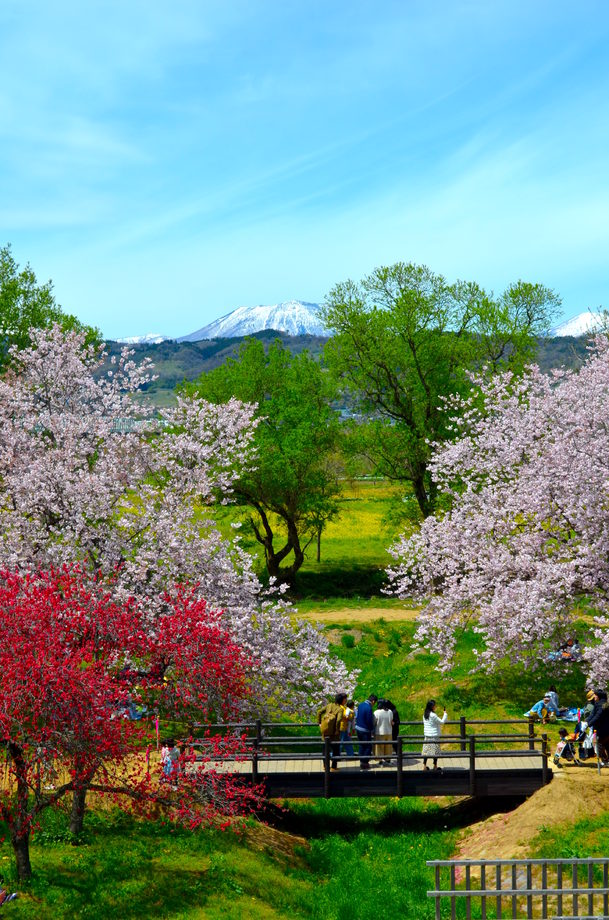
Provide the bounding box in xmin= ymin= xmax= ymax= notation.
xmin=11 ymin=831 xmax=31 ymax=881
xmin=8 ymin=741 xmax=33 ymax=879
xmin=316 ymin=527 xmax=321 ymax=563
xmin=69 ymin=785 xmax=87 ymax=835
xmin=412 ymin=464 xmax=433 ymax=518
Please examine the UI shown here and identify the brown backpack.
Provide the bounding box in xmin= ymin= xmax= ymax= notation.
xmin=319 ymin=702 xmax=342 ymax=738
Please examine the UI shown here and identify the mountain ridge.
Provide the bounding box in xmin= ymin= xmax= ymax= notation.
xmin=177 ymin=299 xmax=327 ymax=341
xmin=116 ymin=305 xmax=601 ymax=346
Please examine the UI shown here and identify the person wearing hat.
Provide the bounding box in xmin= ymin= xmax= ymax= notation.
xmin=586 ymin=691 xmax=609 ymax=765
xmin=586 ymin=690 xmax=608 ymax=730
xmin=581 ymin=689 xmax=597 ymax=723
xmin=526 ymin=693 xmax=558 ymax=723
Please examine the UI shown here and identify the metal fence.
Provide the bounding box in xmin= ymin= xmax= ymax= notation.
xmin=427 ymin=858 xmax=609 ymax=919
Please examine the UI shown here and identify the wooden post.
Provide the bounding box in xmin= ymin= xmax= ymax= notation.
xmin=323 ymin=736 xmax=331 ymax=799
xmin=528 ymin=716 xmax=535 ymax=751
xmin=252 ymin=719 xmax=261 ymax=784
xmin=460 ymin=715 xmax=467 ymax=752
xmin=541 ymin=733 xmax=549 ymax=785
xmin=397 ymin=737 xmax=403 ymax=797
xmin=469 ymin=735 xmax=476 ymax=796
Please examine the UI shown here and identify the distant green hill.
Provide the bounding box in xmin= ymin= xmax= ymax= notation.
xmin=105 ymin=330 xmax=328 ymax=406
xmin=106 ymin=332 xmax=591 ymax=406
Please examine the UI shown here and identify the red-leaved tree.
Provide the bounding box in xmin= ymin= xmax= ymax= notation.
xmin=0 ymin=567 xmax=262 ymax=880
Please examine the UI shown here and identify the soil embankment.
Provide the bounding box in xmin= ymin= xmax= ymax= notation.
xmin=456 ymin=767 xmax=609 ymax=860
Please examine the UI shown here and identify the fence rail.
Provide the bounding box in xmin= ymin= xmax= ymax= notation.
xmin=427 ymin=858 xmax=609 ymax=919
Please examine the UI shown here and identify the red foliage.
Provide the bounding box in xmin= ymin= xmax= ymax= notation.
xmin=0 ymin=567 xmax=263 ymax=879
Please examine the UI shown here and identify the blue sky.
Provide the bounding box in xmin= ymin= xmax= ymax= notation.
xmin=1 ymin=1 xmax=609 ymax=339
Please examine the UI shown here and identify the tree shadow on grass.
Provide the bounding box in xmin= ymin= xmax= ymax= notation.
xmin=25 ymin=861 xmax=223 ymax=920
xmin=272 ymin=795 xmax=527 ymax=841
xmin=291 ymin=566 xmax=387 ymax=600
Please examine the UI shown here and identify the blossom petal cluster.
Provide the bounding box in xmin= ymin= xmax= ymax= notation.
xmin=388 ymin=339 xmax=609 ymax=681
xmin=0 ymin=326 xmax=351 ymax=715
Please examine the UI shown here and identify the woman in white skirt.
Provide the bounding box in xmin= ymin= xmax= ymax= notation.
xmin=422 ymin=699 xmax=447 ymax=772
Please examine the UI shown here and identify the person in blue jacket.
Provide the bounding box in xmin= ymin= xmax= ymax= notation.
xmin=526 ymin=693 xmax=559 ymax=722
xmin=355 ymin=693 xmax=378 ymax=770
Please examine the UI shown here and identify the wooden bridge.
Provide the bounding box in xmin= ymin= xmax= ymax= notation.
xmin=190 ymin=717 xmax=553 ymax=799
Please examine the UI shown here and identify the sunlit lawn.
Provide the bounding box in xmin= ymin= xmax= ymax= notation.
xmin=214 ymin=479 xmax=410 ymax=597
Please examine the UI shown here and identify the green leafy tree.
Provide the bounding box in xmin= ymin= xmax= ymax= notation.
xmin=181 ymin=339 xmax=342 ymax=583
xmin=323 ymin=262 xmax=560 ymax=518
xmin=0 ymin=244 xmax=99 ymax=368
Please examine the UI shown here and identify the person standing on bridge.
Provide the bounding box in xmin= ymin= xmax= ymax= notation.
xmin=422 ymin=699 xmax=447 ymax=772
xmin=374 ymin=699 xmax=394 ymax=765
xmin=355 ymin=693 xmax=378 ymax=770
xmin=318 ymin=692 xmax=347 ymax=770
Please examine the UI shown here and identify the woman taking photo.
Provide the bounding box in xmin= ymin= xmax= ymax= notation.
xmin=422 ymin=699 xmax=447 ymax=772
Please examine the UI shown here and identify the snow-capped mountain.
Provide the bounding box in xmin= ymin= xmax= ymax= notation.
xmin=115 ymin=333 xmax=172 ymax=345
xmin=178 ymin=300 xmax=328 ymax=341
xmin=551 ymin=311 xmax=607 ymax=337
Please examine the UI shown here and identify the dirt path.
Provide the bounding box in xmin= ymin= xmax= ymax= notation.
xmin=297 ymin=605 xmax=420 ymax=623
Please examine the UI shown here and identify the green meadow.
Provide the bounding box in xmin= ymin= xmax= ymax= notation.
xmin=215 ymin=479 xmax=409 ymax=598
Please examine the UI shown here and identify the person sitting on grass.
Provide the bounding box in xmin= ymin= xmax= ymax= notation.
xmin=422 ymin=699 xmax=447 ymax=772
xmin=526 ymin=693 xmax=558 ymax=723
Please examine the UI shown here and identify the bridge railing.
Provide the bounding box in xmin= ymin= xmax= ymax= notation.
xmin=427 ymin=858 xmax=609 ymax=919
xmin=185 ymin=716 xmax=539 ymax=751
xmin=179 ymin=720 xmax=551 ymax=794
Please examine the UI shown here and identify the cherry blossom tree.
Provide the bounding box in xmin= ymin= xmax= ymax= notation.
xmin=388 ymin=338 xmax=609 ymax=682
xmin=0 ymin=325 xmax=352 ymax=716
xmin=0 ymin=567 xmax=261 ymax=881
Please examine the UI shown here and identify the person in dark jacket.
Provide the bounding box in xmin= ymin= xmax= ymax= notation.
xmin=586 ymin=690 xmax=607 ymax=729
xmin=587 ymin=691 xmax=609 ymax=763
xmin=355 ymin=694 xmax=378 ymax=770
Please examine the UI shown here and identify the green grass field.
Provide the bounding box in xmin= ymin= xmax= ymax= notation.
xmin=215 ymin=479 xmax=409 ymax=598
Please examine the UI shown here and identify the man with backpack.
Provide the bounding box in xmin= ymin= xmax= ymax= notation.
xmin=318 ymin=692 xmax=347 ymax=770
xmin=355 ymin=693 xmax=378 ymax=770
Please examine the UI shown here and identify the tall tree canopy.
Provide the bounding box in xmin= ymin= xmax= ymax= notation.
xmin=0 ymin=326 xmax=351 ymax=715
xmin=388 ymin=338 xmax=609 ymax=683
xmin=181 ymin=338 xmax=342 ymax=583
xmin=323 ymin=262 xmax=560 ymax=517
xmin=0 ymin=244 xmax=99 ymax=368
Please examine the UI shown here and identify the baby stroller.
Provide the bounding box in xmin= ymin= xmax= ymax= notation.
xmin=553 ymin=726 xmax=584 ymax=766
